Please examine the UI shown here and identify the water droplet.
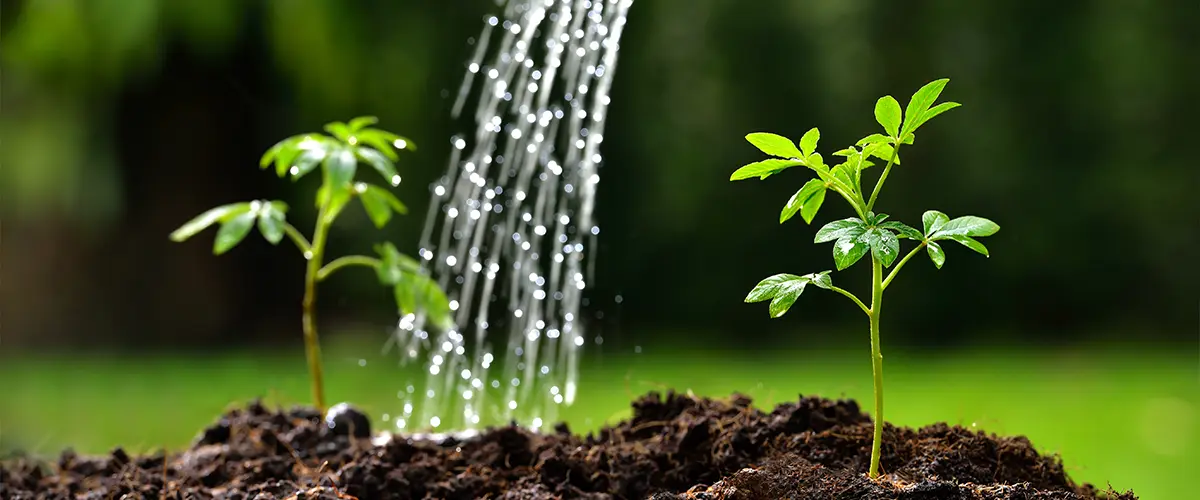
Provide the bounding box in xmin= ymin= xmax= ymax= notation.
xmin=391 ymin=175 xmax=402 ymax=186
xmin=289 ymin=166 xmax=299 ymax=176
xmin=357 ymin=359 xmax=367 ymax=367
xmin=430 ymin=416 xmax=441 ymax=428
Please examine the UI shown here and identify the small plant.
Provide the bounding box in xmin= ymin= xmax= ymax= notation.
xmin=170 ymin=117 xmax=452 ymax=413
xmin=730 ymin=79 xmax=998 ymax=479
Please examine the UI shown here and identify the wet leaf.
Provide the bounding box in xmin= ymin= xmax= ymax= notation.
xmin=742 ymin=273 xmax=813 ymax=318
xmin=833 ymin=235 xmax=870 ymax=271
xmin=799 ymin=127 xmax=820 ymax=157
xmin=807 ymin=271 xmax=833 ymax=290
xmin=864 ymin=228 xmax=900 ymax=267
xmin=927 ymin=241 xmax=946 ymax=269
xmin=324 ymin=147 xmax=357 ymax=188
xmin=814 ymin=218 xmax=866 ymax=243
xmin=357 ymin=147 xmax=398 ymax=184
xmin=730 ymin=159 xmax=804 ymax=181
xmin=290 ymin=148 xmax=326 ymax=179
xmin=746 ymin=132 xmax=803 ymax=159
xmin=256 ymin=201 xmax=288 ymax=245
xmin=261 ymin=134 xmax=309 ymax=171
xmin=922 ymin=210 xmax=950 ymax=236
xmin=875 ymin=95 xmax=902 ymax=137
xmin=769 ymin=279 xmax=809 ymax=318
xmin=745 ymin=273 xmax=803 ymax=303
xmin=879 ymin=221 xmax=923 ymax=240
xmin=945 ymin=234 xmax=990 ymax=257
xmin=358 ymin=128 xmax=415 ymax=160
xmin=780 ymin=179 xmax=825 ymax=224
xmin=170 ymin=202 xmax=253 ymax=242
xmin=933 ymin=216 xmax=1000 ymax=238
xmin=213 ymin=210 xmax=256 ymax=255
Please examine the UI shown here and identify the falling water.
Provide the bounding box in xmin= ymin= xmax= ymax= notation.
xmin=387 ymin=0 xmax=633 ymax=433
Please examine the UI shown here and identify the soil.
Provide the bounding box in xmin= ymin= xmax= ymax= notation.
xmin=1 ymin=391 xmax=1135 ymax=499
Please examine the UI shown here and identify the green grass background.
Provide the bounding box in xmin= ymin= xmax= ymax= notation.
xmin=2 ymin=334 xmax=1195 ymax=499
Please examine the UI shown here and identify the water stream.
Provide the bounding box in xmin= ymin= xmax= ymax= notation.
xmin=387 ymin=0 xmax=633 ymax=433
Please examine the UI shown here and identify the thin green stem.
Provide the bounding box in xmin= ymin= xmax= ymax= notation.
xmin=867 ymin=257 xmax=885 ymax=479
xmin=317 ymin=255 xmax=381 ymax=282
xmin=830 ymin=285 xmax=870 ymax=315
xmin=866 ymin=144 xmax=901 ymax=213
xmin=882 ymin=241 xmax=927 ymax=291
xmin=302 ymin=206 xmax=330 ymax=413
xmin=282 ymin=222 xmax=312 ymax=255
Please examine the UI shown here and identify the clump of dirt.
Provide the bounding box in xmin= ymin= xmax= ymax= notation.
xmin=0 ymin=392 xmax=1135 ymax=499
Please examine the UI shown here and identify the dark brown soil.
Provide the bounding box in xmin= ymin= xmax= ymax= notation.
xmin=1 ymin=392 xmax=1135 ymax=499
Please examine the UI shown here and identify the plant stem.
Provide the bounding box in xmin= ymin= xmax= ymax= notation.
xmin=866 ymin=144 xmax=901 ymax=213
xmin=868 ymin=257 xmax=885 ymax=479
xmin=302 ymin=207 xmax=331 ymax=413
xmin=882 ymin=241 xmax=926 ymax=290
xmin=830 ymin=285 xmax=870 ymax=315
xmin=317 ymin=255 xmax=381 ymax=282
xmin=282 ymin=222 xmax=312 ymax=254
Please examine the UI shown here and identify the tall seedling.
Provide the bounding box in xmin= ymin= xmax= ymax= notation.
xmin=730 ymin=79 xmax=999 ymax=478
xmin=170 ymin=117 xmax=453 ymax=413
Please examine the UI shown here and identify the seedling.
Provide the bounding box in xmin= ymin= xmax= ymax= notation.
xmin=169 ymin=117 xmax=452 ymax=413
xmin=730 ymin=79 xmax=998 ymax=479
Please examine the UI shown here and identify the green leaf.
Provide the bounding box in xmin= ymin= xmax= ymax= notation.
xmin=863 ymin=142 xmax=900 ymax=165
xmin=394 ymin=273 xmax=453 ymax=330
xmin=856 ymin=134 xmax=891 ymax=147
xmin=875 ymin=95 xmax=902 ymax=137
xmin=933 ymin=216 xmax=1000 ymax=238
xmin=879 ymin=221 xmax=923 ymax=240
xmin=348 ymin=116 xmax=379 ymax=133
xmin=927 ymin=241 xmax=946 ymax=269
xmin=799 ymin=127 xmax=820 ymax=157
xmin=256 ymin=201 xmax=288 ymax=245
xmin=901 ymin=78 xmax=954 ymax=137
xmin=375 ymin=242 xmax=415 ymax=285
xmin=800 ymin=188 xmax=826 ymax=224
xmin=769 ymin=278 xmax=809 ymax=318
xmin=814 ymin=217 xmax=866 ymax=243
xmin=831 ymin=164 xmax=857 ymax=195
xmin=324 ymin=121 xmax=352 ymax=142
xmin=833 ymin=235 xmax=870 ymax=271
xmin=289 ymin=148 xmax=327 ymax=179
xmin=867 ymin=212 xmax=889 ymax=225
xmin=357 ymin=147 xmax=400 ymax=185
xmin=324 ymin=146 xmax=357 ymax=188
xmin=922 ymin=210 xmax=949 ymax=236
xmin=260 ymin=134 xmax=308 ymax=170
xmin=730 ymin=159 xmax=804 ymax=181
xmin=916 ymin=102 xmax=961 ymax=130
xmin=359 ymin=128 xmax=415 ymax=155
xmin=746 ymin=132 xmax=803 ymax=159
xmin=946 ymin=234 xmax=990 ymax=257
xmin=745 ymin=273 xmax=804 ymax=303
xmin=358 ymin=185 xmax=393 ymax=229
xmin=170 ymin=202 xmax=253 ymax=242
xmin=213 ymin=210 xmax=257 ymax=255
xmin=807 ymin=271 xmax=833 ymax=290
xmin=780 ymin=179 xmax=825 ymax=224
xmin=864 ymin=228 xmax=900 ymax=267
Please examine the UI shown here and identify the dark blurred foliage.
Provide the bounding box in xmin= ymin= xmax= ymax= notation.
xmin=2 ymin=0 xmax=1196 ymax=352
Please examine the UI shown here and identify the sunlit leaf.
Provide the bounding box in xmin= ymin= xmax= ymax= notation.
xmin=875 ymin=95 xmax=902 ymax=137
xmin=213 ymin=210 xmax=256 ymax=255
xmin=879 ymin=221 xmax=923 ymax=240
xmin=358 ymin=128 xmax=415 ymax=160
xmin=807 ymin=271 xmax=833 ymax=290
xmin=769 ymin=279 xmax=809 ymax=318
xmin=780 ymin=179 xmax=825 ymax=224
xmin=933 ymin=216 xmax=1000 ymax=238
xmin=730 ymin=159 xmax=803 ymax=181
xmin=289 ymin=148 xmax=326 ymax=179
xmin=945 ymin=234 xmax=990 ymax=257
xmin=745 ymin=273 xmax=805 ymax=303
xmin=324 ymin=121 xmax=352 ymax=142
xmin=856 ymin=134 xmax=891 ymax=147
xmin=800 ymin=187 xmax=826 ymax=224
xmin=927 ymin=241 xmax=946 ymax=269
xmin=170 ymin=202 xmax=253 ymax=242
xmin=357 ymin=147 xmax=399 ymax=185
xmin=833 ymin=235 xmax=870 ymax=271
xmin=831 ymin=164 xmax=858 ymax=195
xmin=799 ymin=127 xmax=820 ymax=157
xmin=746 ymin=132 xmax=803 ymax=159
xmin=814 ymin=218 xmax=866 ymax=243
xmin=901 ymin=78 xmax=955 ymax=137
xmin=324 ymin=146 xmax=357 ymax=188
xmin=922 ymin=210 xmax=950 ymax=236
xmin=863 ymin=142 xmax=900 ymax=165
xmin=260 ymin=134 xmax=309 ymax=170
xmin=864 ymin=227 xmax=900 ymax=267
xmin=348 ymin=116 xmax=379 ymax=132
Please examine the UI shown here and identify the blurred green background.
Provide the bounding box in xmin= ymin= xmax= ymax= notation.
xmin=1 ymin=0 xmax=1196 ymax=498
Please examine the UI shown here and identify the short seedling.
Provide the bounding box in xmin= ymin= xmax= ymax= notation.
xmin=730 ymin=79 xmax=998 ymax=479
xmin=170 ymin=117 xmax=452 ymax=413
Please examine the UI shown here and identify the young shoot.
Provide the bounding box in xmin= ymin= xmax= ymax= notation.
xmin=170 ymin=117 xmax=453 ymax=413
xmin=730 ymin=79 xmax=999 ymax=479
